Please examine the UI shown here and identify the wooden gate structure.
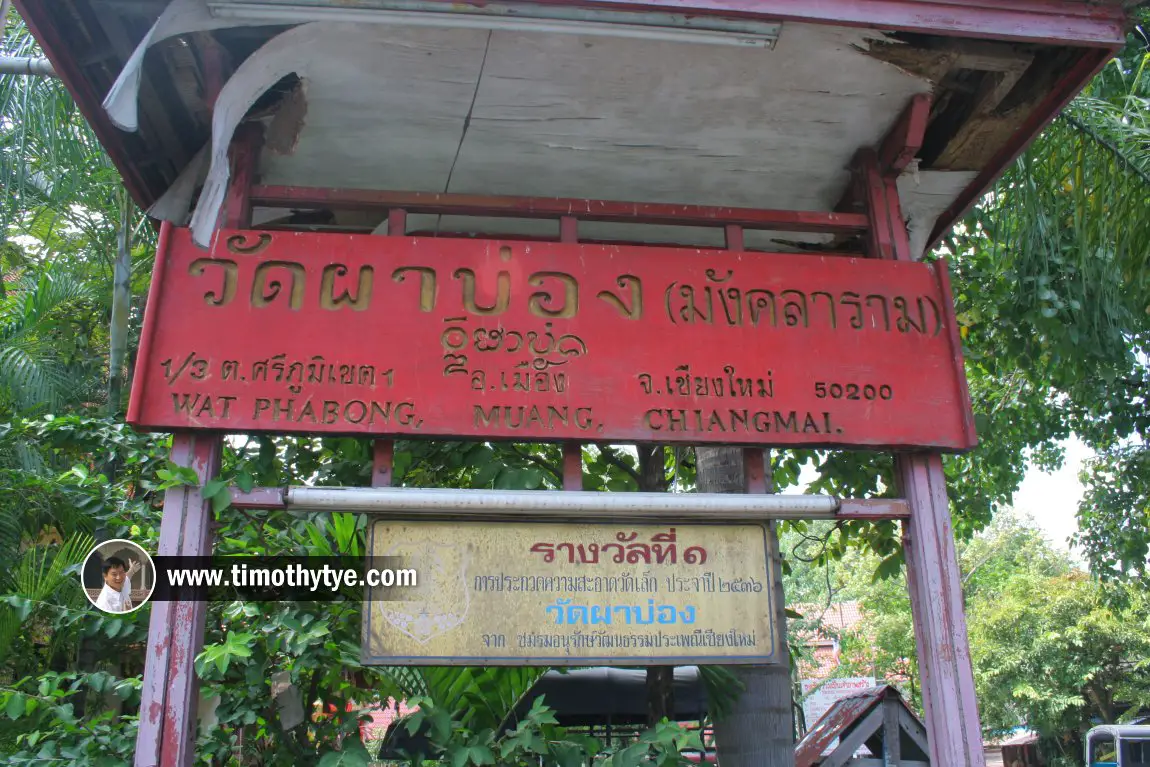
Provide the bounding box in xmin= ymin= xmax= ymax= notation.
xmin=17 ymin=1 xmax=1133 ymax=765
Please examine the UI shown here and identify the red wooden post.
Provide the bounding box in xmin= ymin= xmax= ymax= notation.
xmin=371 ymin=208 xmax=404 ymax=487
xmin=137 ymin=130 xmax=258 ymax=765
xmin=866 ymin=126 xmax=985 ymax=766
xmin=135 ymin=433 xmax=222 ymax=767
xmin=562 ymin=444 xmax=583 ymax=491
xmin=898 ymin=453 xmax=985 ymax=766
xmin=372 ymin=441 xmax=394 ymax=488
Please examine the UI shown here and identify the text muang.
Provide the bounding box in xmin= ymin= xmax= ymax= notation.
xmin=187 ymin=234 xmax=944 ymax=335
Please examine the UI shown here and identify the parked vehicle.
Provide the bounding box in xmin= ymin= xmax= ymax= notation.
xmin=1086 ymin=725 xmax=1150 ymax=766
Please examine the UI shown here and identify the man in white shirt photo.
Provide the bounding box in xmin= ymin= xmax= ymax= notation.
xmin=95 ymin=556 xmax=142 ymax=613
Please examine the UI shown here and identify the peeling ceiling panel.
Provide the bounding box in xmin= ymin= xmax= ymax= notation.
xmin=898 ymin=170 xmax=980 ymax=257
xmin=258 ymin=26 xmax=491 ymax=193
xmin=258 ymin=23 xmax=932 ymax=213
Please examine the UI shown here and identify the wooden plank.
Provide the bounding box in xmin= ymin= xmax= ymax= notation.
xmin=837 ymin=499 xmax=910 ymax=520
xmin=250 ymin=185 xmax=871 ymax=235
xmin=127 ymin=228 xmax=975 ymax=450
xmin=822 ymin=708 xmax=884 ymax=767
xmin=858 ymin=150 xmax=895 ymax=260
xmin=227 ymin=486 xmax=285 ymax=509
xmin=878 ymin=94 xmax=931 ymax=177
xmin=884 ymin=696 xmax=902 ymax=764
xmin=390 ymin=230 xmax=862 ymax=256
xmin=899 ymin=705 xmax=932 ymax=758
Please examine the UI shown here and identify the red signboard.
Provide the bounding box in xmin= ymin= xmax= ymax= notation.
xmin=127 ymin=227 xmax=975 ymax=450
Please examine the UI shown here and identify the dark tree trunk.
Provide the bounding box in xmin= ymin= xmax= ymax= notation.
xmin=638 ymin=445 xmax=676 ymax=726
xmin=696 ymin=446 xmax=794 ymax=767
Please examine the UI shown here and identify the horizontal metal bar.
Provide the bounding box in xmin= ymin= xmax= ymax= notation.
xmin=286 ymin=486 xmax=839 ymax=518
xmin=249 ymin=185 xmax=870 ymax=235
xmin=230 ymin=486 xmax=910 ymax=519
xmin=0 ymin=56 xmax=56 ymax=77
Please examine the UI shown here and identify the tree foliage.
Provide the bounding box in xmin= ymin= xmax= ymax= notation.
xmin=792 ymin=513 xmax=1150 ymax=765
xmin=2 ymin=3 xmax=1150 ymax=765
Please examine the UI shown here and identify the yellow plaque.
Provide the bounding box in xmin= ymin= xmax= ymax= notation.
xmin=363 ymin=519 xmax=777 ymax=665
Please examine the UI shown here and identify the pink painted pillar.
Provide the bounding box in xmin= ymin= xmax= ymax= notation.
xmin=135 ymin=432 xmax=222 ymax=767
xmin=899 ymin=453 xmax=985 ymax=766
xmin=856 ymin=143 xmax=985 ymax=764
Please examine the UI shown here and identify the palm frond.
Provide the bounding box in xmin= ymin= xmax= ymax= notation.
xmin=420 ymin=666 xmax=551 ymax=732
xmin=971 ymin=54 xmax=1150 ymax=375
xmin=0 ymin=532 xmax=94 ymax=659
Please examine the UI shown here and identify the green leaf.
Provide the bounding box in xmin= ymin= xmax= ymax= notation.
xmin=469 ymin=745 xmax=496 ymax=765
xmin=202 ymin=477 xmax=227 ymax=499
xmin=5 ymin=693 xmax=27 ymax=720
xmin=317 ymin=740 xmax=371 ymax=767
xmin=211 ymin=488 xmax=232 ymax=514
xmin=236 ymin=470 xmax=255 ymax=493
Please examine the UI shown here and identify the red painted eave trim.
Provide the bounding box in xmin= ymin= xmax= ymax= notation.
xmin=12 ymin=0 xmax=156 ymax=211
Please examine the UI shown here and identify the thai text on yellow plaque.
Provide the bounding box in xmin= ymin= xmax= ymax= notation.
xmin=363 ymin=519 xmax=778 ymax=665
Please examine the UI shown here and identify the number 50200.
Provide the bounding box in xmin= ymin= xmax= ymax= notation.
xmin=814 ymin=382 xmax=893 ymax=401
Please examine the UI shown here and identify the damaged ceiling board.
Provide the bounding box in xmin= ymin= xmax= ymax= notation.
xmin=898 ymin=170 xmax=980 ymax=258
xmin=18 ymin=0 xmax=1126 ymax=255
xmin=257 ymin=26 xmax=491 ymax=193
xmin=259 ymin=23 xmax=931 ymax=215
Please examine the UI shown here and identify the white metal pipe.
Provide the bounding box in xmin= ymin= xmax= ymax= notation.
xmin=285 ymin=486 xmax=839 ymax=519
xmin=0 ymin=57 xmax=56 ymax=77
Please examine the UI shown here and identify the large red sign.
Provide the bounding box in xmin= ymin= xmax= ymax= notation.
xmin=127 ymin=227 xmax=975 ymax=450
